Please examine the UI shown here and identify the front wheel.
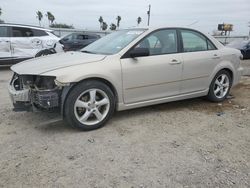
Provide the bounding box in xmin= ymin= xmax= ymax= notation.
xmin=207 ymin=70 xmax=232 ymax=102
xmin=64 ymin=80 xmax=115 ymax=131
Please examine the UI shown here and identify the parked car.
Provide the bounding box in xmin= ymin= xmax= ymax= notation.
xmin=9 ymin=27 xmax=243 ymax=131
xmin=0 ymin=23 xmax=60 ymax=65
xmin=227 ymin=40 xmax=250 ymax=59
xmin=35 ymin=33 xmax=101 ymax=56
xmin=59 ymin=32 xmax=100 ymax=51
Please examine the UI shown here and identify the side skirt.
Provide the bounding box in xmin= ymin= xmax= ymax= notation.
xmin=117 ymin=89 xmax=209 ymax=111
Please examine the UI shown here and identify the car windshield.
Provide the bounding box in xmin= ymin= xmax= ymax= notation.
xmin=81 ymin=29 xmax=146 ymax=55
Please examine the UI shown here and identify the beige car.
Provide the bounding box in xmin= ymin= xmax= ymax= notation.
xmin=9 ymin=27 xmax=243 ymax=130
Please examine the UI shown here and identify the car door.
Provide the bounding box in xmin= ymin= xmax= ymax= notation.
xmin=179 ymin=29 xmax=219 ymax=94
xmin=120 ymin=29 xmax=183 ymax=104
xmin=74 ymin=34 xmax=88 ymax=50
xmin=10 ymin=26 xmax=42 ymax=59
xmin=0 ymin=26 xmax=12 ymax=63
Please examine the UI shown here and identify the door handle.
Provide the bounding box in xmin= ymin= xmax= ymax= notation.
xmin=212 ymin=54 xmax=220 ymax=59
xmin=169 ymin=59 xmax=181 ymax=65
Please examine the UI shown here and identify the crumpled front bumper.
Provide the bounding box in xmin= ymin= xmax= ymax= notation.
xmin=8 ymin=75 xmax=61 ymax=112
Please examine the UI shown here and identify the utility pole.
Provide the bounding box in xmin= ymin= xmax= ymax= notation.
xmin=248 ymin=21 xmax=250 ymax=39
xmin=147 ymin=4 xmax=151 ymax=26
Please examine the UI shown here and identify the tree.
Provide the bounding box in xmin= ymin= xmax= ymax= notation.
xmin=36 ymin=11 xmax=43 ymax=26
xmin=0 ymin=7 xmax=4 ymax=23
xmin=46 ymin=12 xmax=55 ymax=26
xmin=116 ymin=16 xmax=121 ymax=29
xmin=109 ymin=23 xmax=116 ymax=30
xmin=98 ymin=16 xmax=103 ymax=30
xmin=50 ymin=15 xmax=55 ymax=24
xmin=102 ymin=22 xmax=108 ymax=31
xmin=137 ymin=17 xmax=142 ymax=26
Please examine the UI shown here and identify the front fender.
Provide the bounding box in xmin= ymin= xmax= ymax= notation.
xmin=42 ymin=59 xmax=123 ymax=104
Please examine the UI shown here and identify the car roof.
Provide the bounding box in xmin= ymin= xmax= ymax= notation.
xmin=145 ymin=26 xmax=202 ymax=31
xmin=70 ymin=32 xmax=100 ymax=36
xmin=119 ymin=26 xmax=206 ymax=32
xmin=0 ymin=23 xmax=53 ymax=32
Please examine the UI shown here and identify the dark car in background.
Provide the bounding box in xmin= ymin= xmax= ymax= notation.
xmin=227 ymin=40 xmax=250 ymax=59
xmin=59 ymin=33 xmax=100 ymax=51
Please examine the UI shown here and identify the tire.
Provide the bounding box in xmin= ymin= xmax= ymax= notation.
xmin=64 ymin=80 xmax=115 ymax=131
xmin=207 ymin=70 xmax=232 ymax=102
xmin=35 ymin=49 xmax=53 ymax=57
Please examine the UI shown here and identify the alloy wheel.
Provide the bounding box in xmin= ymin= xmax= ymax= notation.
xmin=74 ymin=89 xmax=110 ymax=126
xmin=213 ymin=74 xmax=230 ymax=99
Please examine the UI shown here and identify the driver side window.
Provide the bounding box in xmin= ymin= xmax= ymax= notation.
xmin=135 ymin=29 xmax=178 ymax=56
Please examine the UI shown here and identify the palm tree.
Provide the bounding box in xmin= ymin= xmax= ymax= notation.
xmin=36 ymin=11 xmax=43 ymax=26
xmin=116 ymin=16 xmax=121 ymax=29
xmin=50 ymin=15 xmax=55 ymax=24
xmin=0 ymin=7 xmax=4 ymax=23
xmin=98 ymin=16 xmax=103 ymax=30
xmin=102 ymin=22 xmax=108 ymax=31
xmin=137 ymin=17 xmax=142 ymax=26
xmin=46 ymin=12 xmax=55 ymax=26
xmin=110 ymin=23 xmax=116 ymax=31
xmin=46 ymin=12 xmax=52 ymax=25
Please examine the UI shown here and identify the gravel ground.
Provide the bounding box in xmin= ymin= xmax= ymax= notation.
xmin=0 ymin=61 xmax=250 ymax=187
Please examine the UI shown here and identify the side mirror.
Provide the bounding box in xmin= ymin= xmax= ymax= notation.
xmin=59 ymin=39 xmax=67 ymax=44
xmin=61 ymin=38 xmax=69 ymax=43
xmin=130 ymin=48 xmax=149 ymax=58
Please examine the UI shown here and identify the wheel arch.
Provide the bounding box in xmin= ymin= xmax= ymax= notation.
xmin=219 ymin=68 xmax=233 ymax=81
xmin=61 ymin=77 xmax=119 ymax=117
xmin=35 ymin=48 xmax=54 ymax=57
xmin=209 ymin=59 xmax=235 ymax=88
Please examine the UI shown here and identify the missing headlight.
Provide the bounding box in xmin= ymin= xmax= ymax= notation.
xmin=34 ymin=76 xmax=57 ymax=90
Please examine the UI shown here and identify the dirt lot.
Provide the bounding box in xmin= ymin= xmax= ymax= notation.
xmin=0 ymin=61 xmax=250 ymax=188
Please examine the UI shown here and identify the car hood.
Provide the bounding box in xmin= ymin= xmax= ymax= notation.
xmin=11 ymin=52 xmax=106 ymax=75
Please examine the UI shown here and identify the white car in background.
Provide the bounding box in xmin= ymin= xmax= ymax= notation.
xmin=0 ymin=23 xmax=60 ymax=66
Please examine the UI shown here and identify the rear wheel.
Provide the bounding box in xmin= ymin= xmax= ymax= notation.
xmin=64 ymin=80 xmax=115 ymax=131
xmin=207 ymin=70 xmax=232 ymax=102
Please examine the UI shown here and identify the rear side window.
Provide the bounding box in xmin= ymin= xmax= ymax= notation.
xmin=12 ymin=27 xmax=34 ymax=37
xmin=181 ymin=30 xmax=216 ymax=52
xmin=76 ymin=34 xmax=88 ymax=40
xmin=0 ymin=26 xmax=9 ymax=37
xmin=31 ymin=29 xmax=48 ymax=36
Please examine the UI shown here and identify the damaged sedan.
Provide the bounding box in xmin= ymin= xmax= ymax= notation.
xmin=9 ymin=27 xmax=243 ymax=131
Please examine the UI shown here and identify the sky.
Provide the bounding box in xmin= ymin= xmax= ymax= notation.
xmin=0 ymin=0 xmax=250 ymax=35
